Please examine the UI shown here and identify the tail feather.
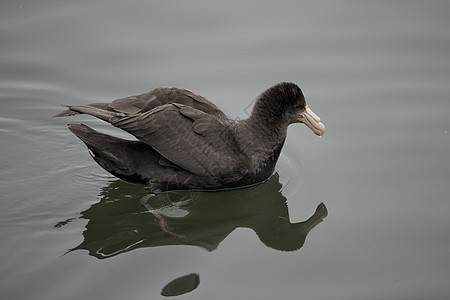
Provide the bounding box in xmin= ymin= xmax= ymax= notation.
xmin=67 ymin=124 xmax=156 ymax=183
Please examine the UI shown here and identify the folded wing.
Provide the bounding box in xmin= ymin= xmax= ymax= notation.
xmin=112 ymin=103 xmax=246 ymax=178
xmin=54 ymin=87 xmax=225 ymax=118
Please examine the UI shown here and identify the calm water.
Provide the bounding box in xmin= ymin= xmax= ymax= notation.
xmin=1 ymin=1 xmax=449 ymax=299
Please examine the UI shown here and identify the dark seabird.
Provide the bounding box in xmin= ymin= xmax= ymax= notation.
xmin=55 ymin=82 xmax=325 ymax=196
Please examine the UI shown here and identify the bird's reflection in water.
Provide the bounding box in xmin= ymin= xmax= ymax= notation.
xmin=66 ymin=173 xmax=327 ymax=257
xmin=60 ymin=173 xmax=327 ymax=296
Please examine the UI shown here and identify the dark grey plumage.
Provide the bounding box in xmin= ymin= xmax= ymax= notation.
xmin=55 ymin=82 xmax=325 ymax=194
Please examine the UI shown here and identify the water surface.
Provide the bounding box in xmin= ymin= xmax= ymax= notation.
xmin=1 ymin=1 xmax=449 ymax=299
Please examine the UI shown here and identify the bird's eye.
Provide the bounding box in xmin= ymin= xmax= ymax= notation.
xmin=295 ymin=104 xmax=304 ymax=109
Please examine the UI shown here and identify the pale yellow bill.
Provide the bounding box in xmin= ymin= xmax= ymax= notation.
xmin=298 ymin=105 xmax=325 ymax=136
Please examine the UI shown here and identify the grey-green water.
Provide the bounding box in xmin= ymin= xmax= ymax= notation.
xmin=1 ymin=1 xmax=449 ymax=299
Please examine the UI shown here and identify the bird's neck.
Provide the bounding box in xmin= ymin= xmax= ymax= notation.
xmin=245 ymin=111 xmax=289 ymax=144
xmin=236 ymin=116 xmax=288 ymax=174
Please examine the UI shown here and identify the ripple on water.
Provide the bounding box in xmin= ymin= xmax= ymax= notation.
xmin=275 ymin=143 xmax=311 ymax=200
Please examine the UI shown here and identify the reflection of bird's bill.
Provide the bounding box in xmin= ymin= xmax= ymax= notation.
xmin=298 ymin=105 xmax=325 ymax=136
xmin=303 ymin=202 xmax=328 ymax=233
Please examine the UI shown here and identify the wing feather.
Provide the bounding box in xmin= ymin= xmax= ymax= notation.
xmin=108 ymin=87 xmax=225 ymax=116
xmin=112 ymin=103 xmax=245 ymax=178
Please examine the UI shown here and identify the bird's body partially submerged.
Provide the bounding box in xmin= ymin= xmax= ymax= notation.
xmin=55 ymin=82 xmax=325 ymax=194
